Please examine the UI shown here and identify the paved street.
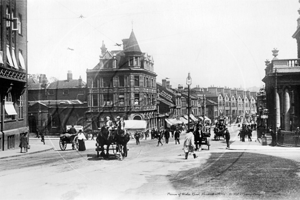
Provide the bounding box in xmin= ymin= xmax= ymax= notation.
xmin=2 ymin=126 xmax=300 ymax=200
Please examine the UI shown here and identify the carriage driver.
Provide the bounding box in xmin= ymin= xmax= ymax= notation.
xmin=116 ymin=116 xmax=125 ymax=134
xmin=105 ymin=116 xmax=114 ymax=138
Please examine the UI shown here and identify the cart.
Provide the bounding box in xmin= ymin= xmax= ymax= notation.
xmin=59 ymin=133 xmax=78 ymax=150
xmin=200 ymin=126 xmax=211 ymax=150
xmin=59 ymin=125 xmax=82 ymax=151
xmin=214 ymin=118 xmax=226 ymax=140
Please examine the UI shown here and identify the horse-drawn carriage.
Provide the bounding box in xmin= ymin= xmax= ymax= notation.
xmin=95 ymin=120 xmax=146 ymax=160
xmin=59 ymin=125 xmax=83 ymax=151
xmin=214 ymin=118 xmax=226 ymax=140
xmin=200 ymin=125 xmax=211 ymax=150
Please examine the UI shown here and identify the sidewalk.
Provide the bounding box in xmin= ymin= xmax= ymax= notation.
xmin=229 ymin=129 xmax=300 ymax=150
xmin=0 ymin=137 xmax=55 ymax=159
xmin=0 ymin=132 xmax=151 ymax=159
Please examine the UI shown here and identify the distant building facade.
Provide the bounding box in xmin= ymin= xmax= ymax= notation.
xmin=28 ymin=71 xmax=87 ymax=134
xmin=0 ymin=0 xmax=28 ymax=151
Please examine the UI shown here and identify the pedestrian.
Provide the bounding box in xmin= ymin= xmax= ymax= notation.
xmin=69 ymin=125 xmax=77 ymax=134
xmin=183 ymin=128 xmax=197 ymax=159
xmin=224 ymin=128 xmax=230 ymax=149
xmin=39 ymin=128 xmax=45 ymax=145
xmin=164 ymin=128 xmax=170 ymax=144
xmin=170 ymin=125 xmax=176 ymax=138
xmin=77 ymin=130 xmax=86 ymax=151
xmin=270 ymin=127 xmax=276 ymax=146
xmin=157 ymin=130 xmax=163 ymax=146
xmin=174 ymin=128 xmax=180 ymax=144
xmin=193 ymin=125 xmax=201 ymax=151
xmin=134 ymin=131 xmax=140 ymax=145
xmin=238 ymin=125 xmax=245 ymax=142
xmin=247 ymin=125 xmax=252 ymax=142
xmin=19 ymin=132 xmax=28 ymax=153
xmin=294 ymin=127 xmax=300 ymax=147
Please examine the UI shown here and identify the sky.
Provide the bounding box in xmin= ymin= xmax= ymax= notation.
xmin=28 ymin=0 xmax=299 ymax=90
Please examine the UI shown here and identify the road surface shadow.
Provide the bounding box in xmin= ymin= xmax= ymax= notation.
xmin=87 ymin=154 xmax=120 ymax=161
xmin=168 ymin=151 xmax=300 ymax=200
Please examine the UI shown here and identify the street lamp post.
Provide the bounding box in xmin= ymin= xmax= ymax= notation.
xmin=186 ymin=73 xmax=192 ymax=131
xmin=202 ymin=93 xmax=205 ymax=126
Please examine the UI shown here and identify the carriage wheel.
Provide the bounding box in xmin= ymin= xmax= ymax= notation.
xmin=59 ymin=139 xmax=67 ymax=151
xmin=73 ymin=136 xmax=79 ymax=150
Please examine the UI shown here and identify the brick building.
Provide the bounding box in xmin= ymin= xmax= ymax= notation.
xmin=86 ymin=30 xmax=157 ymax=129
xmin=0 ymin=0 xmax=27 ymax=151
xmin=28 ymin=71 xmax=87 ymax=134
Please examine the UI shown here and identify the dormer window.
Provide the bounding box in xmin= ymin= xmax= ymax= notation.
xmin=129 ymin=57 xmax=133 ymax=66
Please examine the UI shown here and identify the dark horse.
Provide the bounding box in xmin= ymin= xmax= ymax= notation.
xmin=115 ymin=129 xmax=130 ymax=159
xmin=96 ymin=126 xmax=130 ymax=159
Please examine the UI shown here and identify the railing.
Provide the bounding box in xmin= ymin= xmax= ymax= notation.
xmin=266 ymin=59 xmax=300 ymax=74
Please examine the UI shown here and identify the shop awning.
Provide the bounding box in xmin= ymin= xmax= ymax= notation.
xmin=199 ymin=116 xmax=211 ymax=122
xmin=179 ymin=117 xmax=188 ymax=124
xmin=19 ymin=51 xmax=26 ymax=69
xmin=0 ymin=51 xmax=3 ymax=64
xmin=12 ymin=49 xmax=18 ymax=69
xmin=5 ymin=101 xmax=17 ymax=115
xmin=165 ymin=118 xmax=183 ymax=126
xmin=6 ymin=46 xmax=14 ymax=67
xmin=124 ymin=120 xmax=147 ymax=130
xmin=189 ymin=114 xmax=198 ymax=122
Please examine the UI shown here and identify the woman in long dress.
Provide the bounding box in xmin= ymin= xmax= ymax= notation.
xmin=77 ymin=130 xmax=86 ymax=151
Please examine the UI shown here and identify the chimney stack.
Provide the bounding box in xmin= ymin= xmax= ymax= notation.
xmin=178 ymin=84 xmax=183 ymax=91
xmin=67 ymin=70 xmax=72 ymax=81
xmin=162 ymin=79 xmax=166 ymax=87
xmin=166 ymin=80 xmax=170 ymax=89
xmin=78 ymin=76 xmax=82 ymax=88
xmin=122 ymin=39 xmax=128 ymax=50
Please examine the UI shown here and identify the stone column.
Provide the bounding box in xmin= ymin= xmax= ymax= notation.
xmin=275 ymin=92 xmax=281 ymax=129
xmin=284 ymin=89 xmax=290 ymax=131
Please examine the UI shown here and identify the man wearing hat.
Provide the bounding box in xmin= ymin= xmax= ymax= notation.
xmin=106 ymin=116 xmax=114 ymax=138
xmin=224 ymin=127 xmax=230 ymax=149
xmin=116 ymin=116 xmax=125 ymax=135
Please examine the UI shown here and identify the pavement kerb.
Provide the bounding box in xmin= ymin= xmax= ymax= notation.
xmin=0 ymin=146 xmax=54 ymax=160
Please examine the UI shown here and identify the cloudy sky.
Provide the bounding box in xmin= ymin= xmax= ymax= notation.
xmin=28 ymin=0 xmax=299 ymax=90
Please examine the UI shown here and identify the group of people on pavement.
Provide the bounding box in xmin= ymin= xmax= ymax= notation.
xmin=238 ymin=124 xmax=253 ymax=142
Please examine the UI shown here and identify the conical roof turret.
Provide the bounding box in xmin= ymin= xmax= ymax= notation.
xmin=124 ymin=30 xmax=142 ymax=53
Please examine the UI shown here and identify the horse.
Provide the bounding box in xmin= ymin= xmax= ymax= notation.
xmin=115 ymin=130 xmax=130 ymax=159
xmin=96 ymin=126 xmax=117 ymax=158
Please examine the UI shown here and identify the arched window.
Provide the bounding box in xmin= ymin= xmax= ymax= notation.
xmin=133 ymin=115 xmax=142 ymax=120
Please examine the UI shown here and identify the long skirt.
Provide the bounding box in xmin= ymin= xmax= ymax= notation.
xmin=78 ymin=139 xmax=86 ymax=151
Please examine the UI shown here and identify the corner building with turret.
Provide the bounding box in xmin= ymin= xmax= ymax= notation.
xmin=86 ymin=30 xmax=157 ymax=128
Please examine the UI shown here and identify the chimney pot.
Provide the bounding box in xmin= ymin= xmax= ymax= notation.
xmin=67 ymin=70 xmax=72 ymax=81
